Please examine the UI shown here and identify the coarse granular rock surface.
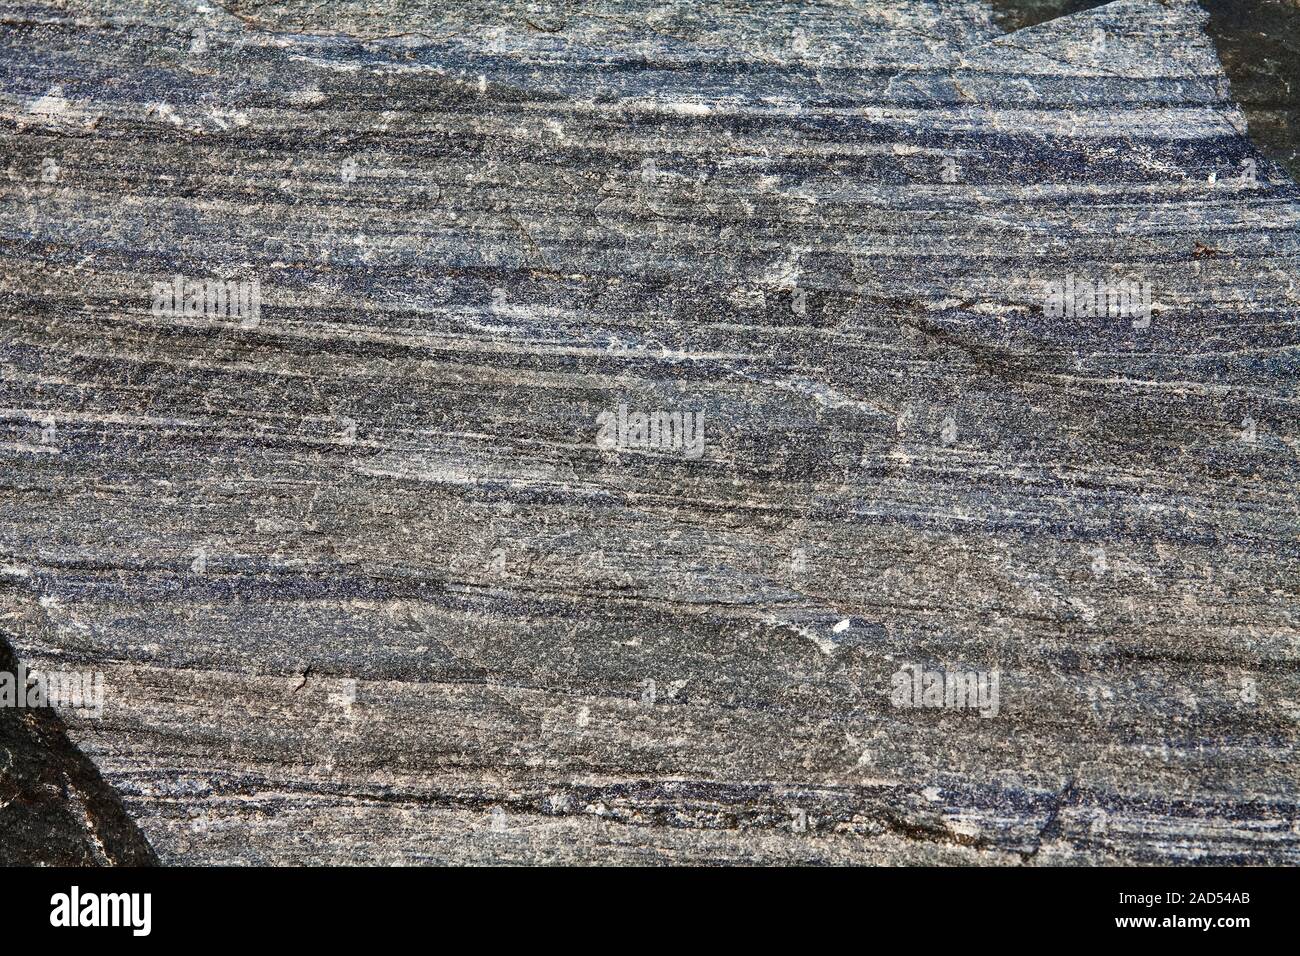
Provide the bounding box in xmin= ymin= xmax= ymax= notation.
xmin=0 ymin=0 xmax=1297 ymax=864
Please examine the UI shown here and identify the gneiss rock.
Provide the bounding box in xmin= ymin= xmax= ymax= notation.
xmin=0 ymin=0 xmax=1295 ymax=864
xmin=0 ymin=594 xmax=155 ymax=866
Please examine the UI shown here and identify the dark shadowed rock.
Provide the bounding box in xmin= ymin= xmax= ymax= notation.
xmin=0 ymin=592 xmax=156 ymax=865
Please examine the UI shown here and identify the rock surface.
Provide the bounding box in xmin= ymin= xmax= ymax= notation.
xmin=0 ymin=0 xmax=1296 ymax=864
xmin=988 ymin=0 xmax=1300 ymax=181
xmin=0 ymin=596 xmax=156 ymax=865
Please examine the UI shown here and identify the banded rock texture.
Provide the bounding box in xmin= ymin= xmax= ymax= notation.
xmin=0 ymin=0 xmax=1297 ymax=864
xmin=0 ymin=601 xmax=157 ymax=864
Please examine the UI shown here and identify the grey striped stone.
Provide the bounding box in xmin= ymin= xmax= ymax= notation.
xmin=0 ymin=0 xmax=1296 ymax=864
